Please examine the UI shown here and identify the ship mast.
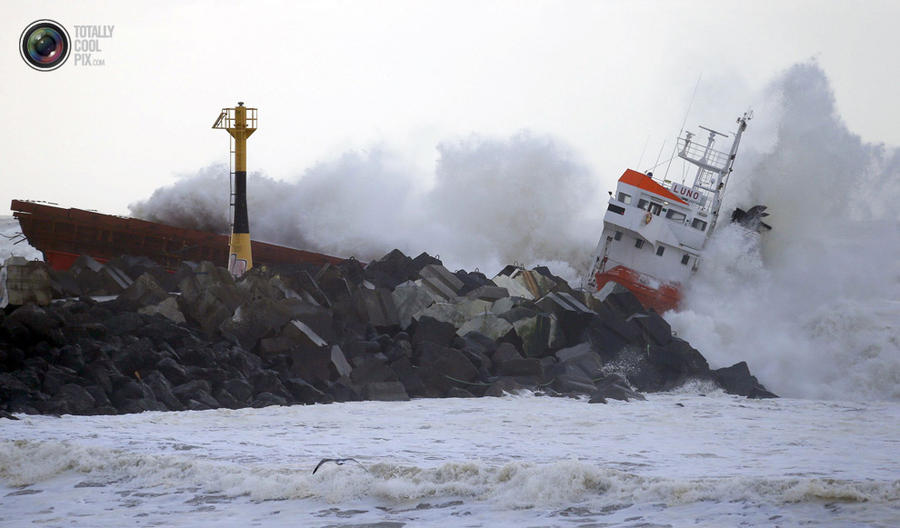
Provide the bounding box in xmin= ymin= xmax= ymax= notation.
xmin=676 ymin=111 xmax=752 ymax=234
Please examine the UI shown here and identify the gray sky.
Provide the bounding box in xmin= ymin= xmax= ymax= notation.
xmin=3 ymin=0 xmax=898 ymax=215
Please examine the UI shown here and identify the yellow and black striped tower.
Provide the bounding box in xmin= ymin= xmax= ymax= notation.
xmin=212 ymin=102 xmax=257 ymax=277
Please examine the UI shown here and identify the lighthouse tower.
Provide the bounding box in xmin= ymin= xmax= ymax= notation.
xmin=212 ymin=102 xmax=257 ymax=277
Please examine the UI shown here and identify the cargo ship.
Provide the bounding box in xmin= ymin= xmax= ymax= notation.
xmin=587 ymin=112 xmax=770 ymax=312
xmin=10 ymin=199 xmax=345 ymax=271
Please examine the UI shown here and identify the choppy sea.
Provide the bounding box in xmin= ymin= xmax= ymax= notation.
xmin=2 ymin=390 xmax=898 ymax=527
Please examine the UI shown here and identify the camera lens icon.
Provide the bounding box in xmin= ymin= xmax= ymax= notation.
xmin=20 ymin=20 xmax=70 ymax=71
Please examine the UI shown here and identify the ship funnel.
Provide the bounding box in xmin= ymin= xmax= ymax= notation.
xmin=213 ymin=103 xmax=258 ymax=277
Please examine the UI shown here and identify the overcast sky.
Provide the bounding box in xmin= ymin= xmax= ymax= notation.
xmin=3 ymin=0 xmax=898 ymax=215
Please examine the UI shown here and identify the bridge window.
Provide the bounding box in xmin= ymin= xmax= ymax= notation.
xmin=649 ymin=202 xmax=663 ymax=216
xmin=614 ymin=231 xmax=622 ymax=241
xmin=681 ymin=254 xmax=690 ymax=265
xmin=691 ymin=218 xmax=708 ymax=231
xmin=666 ymin=210 xmax=686 ymax=222
xmin=656 ymin=246 xmax=665 ymax=256
xmin=617 ymin=192 xmax=632 ymax=205
xmin=637 ymin=199 xmax=649 ymax=210
xmin=635 ymin=239 xmax=644 ymax=249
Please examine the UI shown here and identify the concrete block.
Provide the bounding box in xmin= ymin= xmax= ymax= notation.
xmin=358 ymin=287 xmax=400 ymax=328
xmin=456 ymin=313 xmax=513 ymax=340
xmin=1 ymin=257 xmax=52 ymax=308
xmin=392 ymin=280 xmax=435 ymax=328
xmin=418 ymin=264 xmax=464 ymax=301
xmin=466 ymin=285 xmax=510 ymax=302
xmin=491 ymin=267 xmax=558 ymax=300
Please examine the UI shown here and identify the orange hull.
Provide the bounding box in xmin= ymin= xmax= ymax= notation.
xmin=11 ymin=200 xmax=346 ymax=271
xmin=595 ymin=265 xmax=680 ymax=313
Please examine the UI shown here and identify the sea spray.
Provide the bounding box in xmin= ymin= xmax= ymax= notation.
xmin=129 ymin=134 xmax=602 ymax=282
xmin=668 ymin=63 xmax=900 ymax=401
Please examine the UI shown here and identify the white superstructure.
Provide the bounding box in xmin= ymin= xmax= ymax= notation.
xmin=588 ymin=112 xmax=753 ymax=310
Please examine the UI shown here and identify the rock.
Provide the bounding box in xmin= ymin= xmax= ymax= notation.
xmin=465 ymin=285 xmax=509 ymax=302
xmin=118 ymin=273 xmax=169 ymax=309
xmin=363 ymin=381 xmax=410 ymax=401
xmin=491 ymin=267 xmax=558 ymax=300
xmin=454 ymin=270 xmax=496 ymax=296
xmin=284 ymin=377 xmax=331 ymax=404
xmin=250 ymin=370 xmax=290 ymax=399
xmin=484 ymin=377 xmax=526 ymax=397
xmin=713 ymin=362 xmax=777 ymax=398
xmin=456 ymin=314 xmax=513 ymax=341
xmin=213 ymin=387 xmax=242 ymax=409
xmin=417 ymin=342 xmax=478 ymax=382
xmin=588 ymin=393 xmax=607 ymax=404
xmin=156 ymin=357 xmax=190 ymax=386
xmin=104 ymin=312 xmax=146 ymax=336
xmin=413 ymin=302 xmax=467 ymax=326
xmin=447 ymin=387 xmax=476 ymax=398
xmin=288 ymin=347 xmax=334 ymax=385
xmin=171 ymin=379 xmax=213 ymax=405
xmin=411 ymin=316 xmax=458 ymax=348
xmin=350 ymin=354 xmax=398 ymax=385
xmin=593 ymin=373 xmax=645 ymax=402
xmin=630 ymin=311 xmax=672 ymax=346
xmin=327 ymin=377 xmax=362 ymax=402
xmin=58 ymin=344 xmax=86 ymax=372
xmin=392 ymin=280 xmax=435 ymax=329
xmin=251 ymin=392 xmax=287 ymax=408
xmin=604 ymin=291 xmax=645 ymax=318
xmin=591 ymin=280 xmax=629 ymax=306
xmin=390 ymin=357 xmax=427 ymax=397
xmin=222 ymin=378 xmax=254 ymax=403
xmin=47 ymin=268 xmax=82 ymax=299
xmin=512 ymin=314 xmax=553 ymax=358
xmin=178 ymin=262 xmax=244 ymax=336
xmin=138 ymin=297 xmax=186 ymax=324
xmin=330 ymin=345 xmax=353 ymax=378
xmin=356 ymin=287 xmax=400 ymax=329
xmin=363 ymin=249 xmax=418 ymax=290
xmin=492 ymin=342 xmax=523 ymax=364
xmin=41 ymin=364 xmax=80 ymax=396
xmin=496 ymin=358 xmax=543 ymax=378
xmin=52 ymin=383 xmax=97 ymax=415
xmin=418 ymin=264 xmax=464 ymax=301
xmin=535 ymin=291 xmax=595 ymax=348
xmin=111 ymin=338 xmax=165 ymax=377
xmin=142 ymin=371 xmax=184 ymax=411
xmin=5 ymin=303 xmax=64 ymax=345
xmin=0 ymin=411 xmax=20 ymax=420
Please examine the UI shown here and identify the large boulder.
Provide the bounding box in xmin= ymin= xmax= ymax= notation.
xmin=392 ymin=280 xmax=435 ymax=329
xmin=712 ymin=362 xmax=777 ymax=398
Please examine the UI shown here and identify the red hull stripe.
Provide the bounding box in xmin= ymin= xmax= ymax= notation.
xmin=595 ymin=265 xmax=680 ymax=313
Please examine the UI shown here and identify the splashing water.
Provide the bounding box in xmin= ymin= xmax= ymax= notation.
xmin=130 ymin=133 xmax=602 ymax=282
xmin=668 ymin=63 xmax=900 ymax=401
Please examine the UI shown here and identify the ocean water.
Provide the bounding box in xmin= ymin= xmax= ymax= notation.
xmin=2 ymin=391 xmax=898 ymax=527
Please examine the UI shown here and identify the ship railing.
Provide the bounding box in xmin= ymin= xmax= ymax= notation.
xmin=677 ymin=137 xmax=730 ymax=172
